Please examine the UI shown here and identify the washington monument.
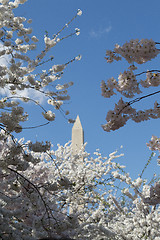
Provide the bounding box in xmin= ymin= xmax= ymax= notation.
xmin=72 ymin=115 xmax=84 ymax=155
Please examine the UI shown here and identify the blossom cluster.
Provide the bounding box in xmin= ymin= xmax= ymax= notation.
xmin=146 ymin=135 xmax=160 ymax=164
xmin=101 ymin=69 xmax=141 ymax=99
xmin=140 ymin=71 xmax=160 ymax=88
xmin=101 ymin=70 xmax=160 ymax=100
xmin=143 ymin=182 xmax=160 ymax=205
xmin=105 ymin=39 xmax=159 ymax=64
xmin=102 ymin=98 xmax=160 ymax=132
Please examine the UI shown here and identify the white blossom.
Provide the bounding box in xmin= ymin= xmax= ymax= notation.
xmin=52 ymin=64 xmax=65 ymax=73
xmin=77 ymin=9 xmax=82 ymax=16
xmin=42 ymin=110 xmax=55 ymax=121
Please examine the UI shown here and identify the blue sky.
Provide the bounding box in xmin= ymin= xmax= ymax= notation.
xmin=11 ymin=0 xmax=160 ymax=180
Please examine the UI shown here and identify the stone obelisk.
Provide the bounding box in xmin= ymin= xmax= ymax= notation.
xmin=72 ymin=115 xmax=84 ymax=156
xmin=71 ymin=116 xmax=84 ymax=214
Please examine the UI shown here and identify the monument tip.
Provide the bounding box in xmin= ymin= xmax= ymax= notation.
xmin=72 ymin=115 xmax=82 ymax=129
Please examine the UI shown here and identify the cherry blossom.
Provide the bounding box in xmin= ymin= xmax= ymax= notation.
xmin=105 ymin=39 xmax=159 ymax=64
xmin=102 ymin=39 xmax=160 ymax=132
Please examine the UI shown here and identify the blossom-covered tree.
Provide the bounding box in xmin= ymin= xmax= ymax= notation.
xmin=0 ymin=134 xmax=124 ymax=239
xmin=100 ymin=36 xmax=160 ymax=240
xmin=0 ymin=0 xmax=82 ymax=132
xmin=4 ymin=132 xmax=160 ymax=240
xmin=101 ymin=38 xmax=160 ymax=167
